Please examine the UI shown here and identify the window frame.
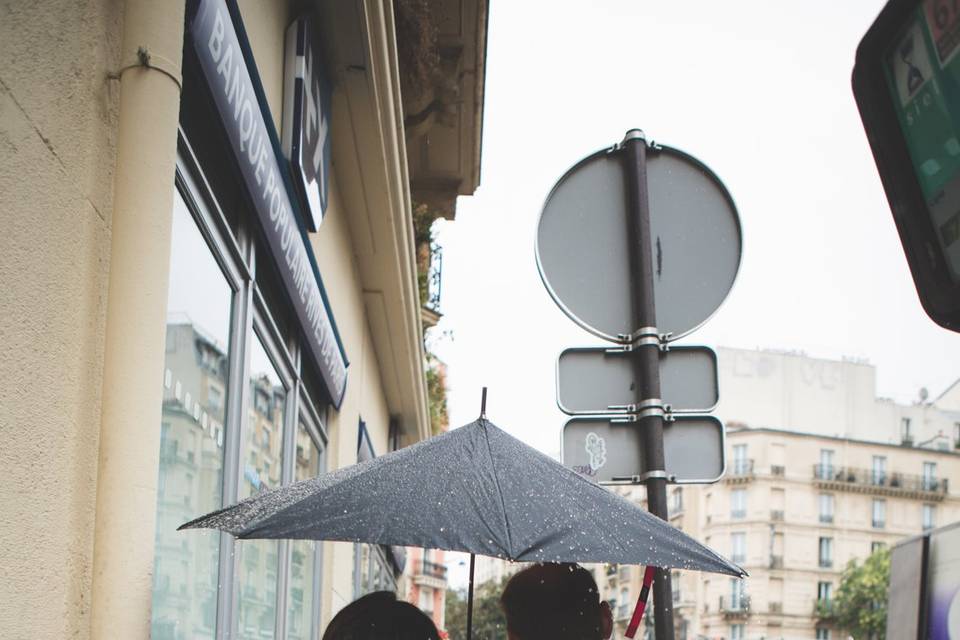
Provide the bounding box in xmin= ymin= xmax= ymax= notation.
xmin=171 ymin=131 xmax=331 ymax=640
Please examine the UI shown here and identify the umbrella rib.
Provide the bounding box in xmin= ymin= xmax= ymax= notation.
xmin=480 ymin=420 xmax=514 ymax=557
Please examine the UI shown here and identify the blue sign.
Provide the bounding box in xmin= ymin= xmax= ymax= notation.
xmin=282 ymin=16 xmax=332 ymax=231
xmin=190 ymin=0 xmax=348 ymax=408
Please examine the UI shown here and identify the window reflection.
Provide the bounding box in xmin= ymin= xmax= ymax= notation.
xmin=287 ymin=421 xmax=321 ymax=639
xmin=151 ymin=190 xmax=232 ymax=640
xmin=237 ymin=334 xmax=285 ymax=639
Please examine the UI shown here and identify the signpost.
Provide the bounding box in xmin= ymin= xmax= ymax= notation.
xmin=536 ymin=130 xmax=742 ymax=640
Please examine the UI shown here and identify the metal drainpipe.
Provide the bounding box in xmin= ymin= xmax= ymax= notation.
xmin=89 ymin=0 xmax=184 ymax=638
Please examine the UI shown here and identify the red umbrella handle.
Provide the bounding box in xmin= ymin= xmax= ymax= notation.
xmin=625 ymin=566 xmax=656 ymax=638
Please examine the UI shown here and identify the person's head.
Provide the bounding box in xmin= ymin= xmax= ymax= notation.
xmin=500 ymin=563 xmax=612 ymax=640
xmin=321 ymin=591 xmax=441 ymax=640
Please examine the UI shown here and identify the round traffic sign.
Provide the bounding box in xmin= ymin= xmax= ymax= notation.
xmin=535 ymin=143 xmax=742 ymax=342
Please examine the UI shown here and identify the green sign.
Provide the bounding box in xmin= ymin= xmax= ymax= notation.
xmin=885 ymin=0 xmax=960 ymax=279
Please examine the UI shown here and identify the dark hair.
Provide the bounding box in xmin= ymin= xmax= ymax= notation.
xmin=500 ymin=563 xmax=603 ymax=640
xmin=321 ymin=591 xmax=441 ymax=640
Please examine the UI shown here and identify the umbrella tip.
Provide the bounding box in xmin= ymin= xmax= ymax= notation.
xmin=480 ymin=387 xmax=488 ymax=419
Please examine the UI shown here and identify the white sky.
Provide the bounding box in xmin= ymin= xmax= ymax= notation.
xmin=431 ymin=0 xmax=960 ymax=459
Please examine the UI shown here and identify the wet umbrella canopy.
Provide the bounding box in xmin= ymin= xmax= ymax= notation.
xmin=181 ymin=417 xmax=744 ymax=577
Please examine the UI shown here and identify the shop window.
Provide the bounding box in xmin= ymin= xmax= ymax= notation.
xmin=151 ymin=189 xmax=233 ymax=639
xmin=237 ymin=334 xmax=287 ymax=639
xmin=161 ymin=64 xmax=333 ymax=636
xmin=287 ymin=417 xmax=324 ymax=640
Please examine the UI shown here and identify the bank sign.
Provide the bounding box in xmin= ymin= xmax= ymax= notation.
xmin=282 ymin=16 xmax=332 ymax=232
xmin=190 ymin=0 xmax=348 ymax=407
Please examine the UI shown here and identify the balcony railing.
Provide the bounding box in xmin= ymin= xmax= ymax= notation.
xmin=731 ymin=509 xmax=746 ymax=519
xmin=814 ymin=599 xmax=835 ymax=619
xmin=771 ymin=510 xmax=785 ymax=522
xmin=769 ymin=601 xmax=783 ymax=614
xmin=819 ymin=557 xmax=833 ymax=569
xmin=771 ymin=465 xmax=785 ymax=476
xmin=726 ymin=459 xmax=755 ymax=483
xmin=415 ymin=560 xmax=447 ymax=580
xmin=769 ymin=555 xmax=783 ymax=569
xmin=819 ymin=514 xmax=834 ymax=524
xmin=719 ymin=595 xmax=751 ymax=618
xmin=812 ymin=465 xmax=949 ymax=500
xmin=425 ymin=240 xmax=443 ymax=314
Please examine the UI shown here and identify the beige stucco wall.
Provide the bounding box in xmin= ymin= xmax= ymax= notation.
xmin=0 ymin=1 xmax=123 ymax=638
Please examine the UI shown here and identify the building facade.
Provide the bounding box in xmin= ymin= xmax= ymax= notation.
xmin=0 ymin=1 xmax=486 ymax=639
xmin=594 ymin=348 xmax=960 ymax=640
xmin=403 ymin=548 xmax=449 ymax=633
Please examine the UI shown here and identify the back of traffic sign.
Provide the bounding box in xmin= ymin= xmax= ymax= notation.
xmin=536 ymin=144 xmax=742 ymax=342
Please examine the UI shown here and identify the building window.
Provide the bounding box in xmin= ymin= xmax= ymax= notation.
xmin=672 ymin=572 xmax=680 ymax=602
xmin=954 ymin=422 xmax=960 ymax=448
xmin=419 ymin=586 xmax=433 ymax=614
xmin=872 ymin=456 xmax=887 ymax=486
xmin=153 ymin=139 xmax=332 ymax=640
xmin=901 ymin=417 xmax=913 ymax=443
xmin=287 ymin=418 xmax=324 ymax=640
xmin=872 ymin=541 xmax=886 ymax=554
xmin=619 ymin=587 xmax=629 ymax=620
xmin=671 ymin=488 xmax=683 ymax=515
xmin=733 ymin=444 xmax=749 ymax=474
xmin=922 ymin=462 xmax=938 ymax=491
xmin=923 ymin=504 xmax=936 ymax=531
xmin=819 ymin=537 xmax=833 ymax=568
xmin=818 ymin=581 xmax=832 ymax=602
xmin=819 ymin=493 xmax=834 ymax=524
xmin=730 ymin=578 xmax=746 ymax=609
xmin=818 ymin=449 xmax=835 ymax=479
xmin=872 ymin=499 xmax=886 ymax=529
xmin=151 ymin=189 xmax=232 ymax=639
xmin=816 ymin=628 xmax=831 ymax=640
xmin=731 ymin=489 xmax=747 ymax=519
xmin=731 ymin=532 xmax=746 ymax=564
xmin=730 ymin=623 xmax=745 ymax=640
xmin=237 ymin=335 xmax=288 ymax=639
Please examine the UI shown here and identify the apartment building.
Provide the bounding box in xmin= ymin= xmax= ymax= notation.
xmin=594 ymin=348 xmax=960 ymax=640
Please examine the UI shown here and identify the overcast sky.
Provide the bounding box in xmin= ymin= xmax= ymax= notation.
xmin=430 ymin=0 xmax=960 ymax=461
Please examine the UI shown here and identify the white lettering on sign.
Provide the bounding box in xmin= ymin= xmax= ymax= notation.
xmin=198 ymin=1 xmax=347 ymax=405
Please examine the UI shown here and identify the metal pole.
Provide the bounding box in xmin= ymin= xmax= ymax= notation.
xmin=466 ymin=552 xmax=476 ymax=640
xmin=621 ymin=128 xmax=675 ymax=640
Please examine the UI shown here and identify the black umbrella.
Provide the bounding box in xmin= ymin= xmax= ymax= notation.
xmin=181 ymin=397 xmax=744 ymax=634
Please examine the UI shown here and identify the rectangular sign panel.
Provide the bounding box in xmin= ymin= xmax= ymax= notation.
xmin=556 ymin=345 xmax=718 ymax=415
xmin=886 ymin=534 xmax=927 ymax=640
xmin=562 ymin=415 xmax=725 ymax=484
xmin=190 ymin=0 xmax=348 ymax=407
